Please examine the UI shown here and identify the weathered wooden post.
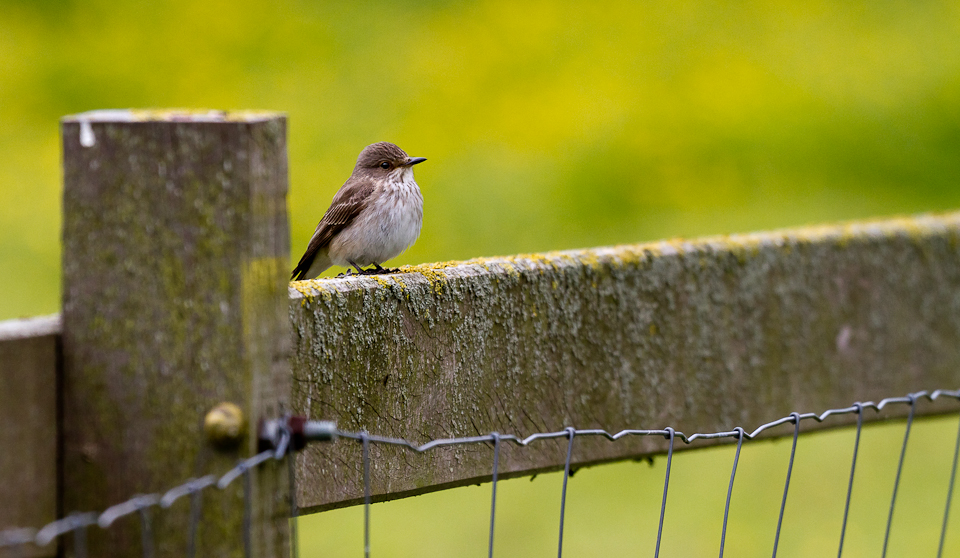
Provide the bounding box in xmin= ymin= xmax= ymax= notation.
xmin=0 ymin=315 xmax=60 ymax=558
xmin=60 ymin=110 xmax=291 ymax=557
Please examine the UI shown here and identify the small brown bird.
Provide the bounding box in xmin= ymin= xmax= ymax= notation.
xmin=291 ymin=142 xmax=426 ymax=280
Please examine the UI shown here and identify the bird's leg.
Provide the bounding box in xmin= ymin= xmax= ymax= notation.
xmin=353 ymin=262 xmax=384 ymax=276
xmin=366 ymin=262 xmax=397 ymax=275
xmin=348 ymin=261 xmax=366 ymax=275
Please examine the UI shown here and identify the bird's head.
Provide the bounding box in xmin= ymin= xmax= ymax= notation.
xmin=355 ymin=142 xmax=426 ymax=179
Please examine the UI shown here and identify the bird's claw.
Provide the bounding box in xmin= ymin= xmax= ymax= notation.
xmin=366 ymin=266 xmax=400 ymax=275
xmin=339 ymin=266 xmax=400 ymax=277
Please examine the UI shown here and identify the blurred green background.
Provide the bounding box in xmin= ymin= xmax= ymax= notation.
xmin=3 ymin=0 xmax=960 ymax=555
xmin=4 ymin=0 xmax=960 ymax=320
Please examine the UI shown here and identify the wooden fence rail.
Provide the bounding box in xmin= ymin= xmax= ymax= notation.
xmin=2 ymin=111 xmax=960 ymax=556
xmin=289 ymin=212 xmax=960 ymax=512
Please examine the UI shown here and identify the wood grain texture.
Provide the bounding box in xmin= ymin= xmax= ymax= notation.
xmin=61 ymin=111 xmax=291 ymax=557
xmin=0 ymin=316 xmax=60 ymax=558
xmin=288 ymin=212 xmax=960 ymax=512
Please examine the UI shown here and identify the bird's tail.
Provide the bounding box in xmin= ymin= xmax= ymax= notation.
xmin=291 ymin=248 xmax=332 ymax=280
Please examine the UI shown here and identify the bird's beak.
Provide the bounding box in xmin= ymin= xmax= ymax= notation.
xmin=404 ymin=157 xmax=427 ymax=166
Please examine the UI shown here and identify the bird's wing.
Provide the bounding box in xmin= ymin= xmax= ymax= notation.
xmin=291 ymin=178 xmax=377 ymax=280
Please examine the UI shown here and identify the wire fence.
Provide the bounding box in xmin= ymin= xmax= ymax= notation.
xmin=2 ymin=389 xmax=960 ymax=558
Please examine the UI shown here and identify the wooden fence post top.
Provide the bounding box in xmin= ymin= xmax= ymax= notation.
xmin=287 ymin=210 xmax=960 ymax=511
xmin=62 ymin=109 xmax=284 ymax=122
xmin=0 ymin=315 xmax=60 ymax=341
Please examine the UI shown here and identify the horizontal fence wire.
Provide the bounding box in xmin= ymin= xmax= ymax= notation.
xmin=3 ymin=388 xmax=960 ymax=558
xmin=329 ymin=389 xmax=960 ymax=558
xmin=336 ymin=390 xmax=960 ymax=452
xmin=0 ymin=424 xmax=293 ymax=558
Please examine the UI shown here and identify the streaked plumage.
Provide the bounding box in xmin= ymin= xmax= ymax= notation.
xmin=292 ymin=142 xmax=426 ymax=280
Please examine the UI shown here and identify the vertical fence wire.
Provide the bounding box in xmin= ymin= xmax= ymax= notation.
xmin=138 ymin=506 xmax=154 ymax=558
xmin=488 ymin=433 xmax=501 ymax=558
xmin=937 ymin=407 xmax=960 ymax=558
xmin=557 ymin=427 xmax=576 ymax=558
xmin=72 ymin=517 xmax=88 ymax=558
xmin=837 ymin=403 xmax=864 ymax=558
xmin=654 ymin=427 xmax=676 ymax=558
xmin=242 ymin=465 xmax=253 ymax=558
xmin=362 ymin=432 xmax=372 ymax=558
xmin=718 ymin=427 xmax=745 ymax=558
xmin=186 ymin=488 xmax=202 ymax=558
xmin=881 ymin=395 xmax=917 ymax=558
xmin=771 ymin=413 xmax=801 ymax=558
xmin=288 ymin=452 xmax=300 ymax=558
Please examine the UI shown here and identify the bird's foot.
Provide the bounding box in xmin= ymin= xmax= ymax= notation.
xmin=362 ymin=264 xmax=401 ymax=275
xmin=343 ymin=263 xmax=399 ymax=276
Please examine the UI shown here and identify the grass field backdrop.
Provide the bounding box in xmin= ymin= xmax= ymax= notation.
xmin=3 ymin=0 xmax=960 ymax=555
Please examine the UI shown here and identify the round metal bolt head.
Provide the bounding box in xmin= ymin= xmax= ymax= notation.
xmin=204 ymin=402 xmax=246 ymax=449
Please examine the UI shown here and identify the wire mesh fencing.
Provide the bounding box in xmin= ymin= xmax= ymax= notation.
xmin=2 ymin=389 xmax=960 ymax=558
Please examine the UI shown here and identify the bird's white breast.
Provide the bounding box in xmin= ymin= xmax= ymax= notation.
xmin=328 ymin=168 xmax=423 ymax=267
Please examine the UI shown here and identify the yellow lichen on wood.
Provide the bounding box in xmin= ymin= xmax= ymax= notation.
xmin=288 ymin=210 xmax=960 ymax=511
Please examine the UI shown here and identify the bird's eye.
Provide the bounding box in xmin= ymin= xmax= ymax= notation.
xmin=379 ymin=161 xmax=391 ymax=169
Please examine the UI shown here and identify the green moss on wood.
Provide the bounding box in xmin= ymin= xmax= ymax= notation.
xmin=288 ymin=211 xmax=960 ymax=512
xmin=61 ymin=115 xmax=291 ymax=557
